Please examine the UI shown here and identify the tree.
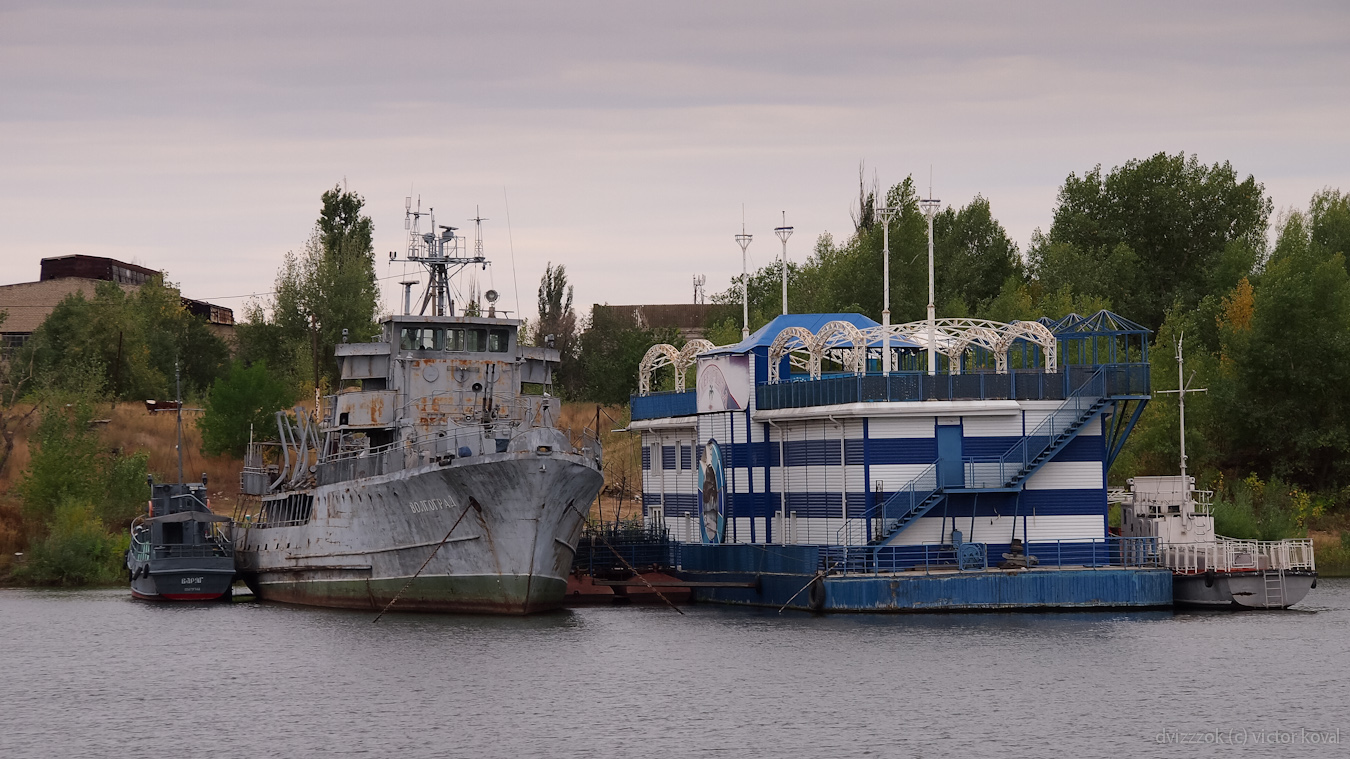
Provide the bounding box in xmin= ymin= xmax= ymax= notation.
xmin=933 ymin=196 xmax=1022 ymax=316
xmin=247 ymin=184 xmax=381 ymax=391
xmin=1033 ymin=152 xmax=1271 ymax=330
xmin=532 ymin=263 xmax=580 ymax=394
xmin=576 ymin=307 xmax=678 ymax=404
xmin=198 ymin=361 xmax=296 ymax=457
xmin=1214 ymin=210 xmax=1350 ymax=489
xmin=22 ymin=278 xmax=228 ymax=401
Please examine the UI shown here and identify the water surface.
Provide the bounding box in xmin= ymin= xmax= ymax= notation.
xmin=3 ymin=581 xmax=1347 ymax=758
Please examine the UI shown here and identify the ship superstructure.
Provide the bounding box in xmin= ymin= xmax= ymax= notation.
xmin=233 ymin=202 xmax=603 ymax=614
xmin=631 ymin=310 xmax=1175 ymax=611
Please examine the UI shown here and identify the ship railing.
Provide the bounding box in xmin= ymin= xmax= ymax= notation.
xmin=1158 ymin=537 xmax=1316 ymax=573
xmin=822 ymin=537 xmax=1161 ymax=575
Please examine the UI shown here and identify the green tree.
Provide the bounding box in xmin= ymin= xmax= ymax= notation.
xmin=1033 ymin=152 xmax=1271 ymax=330
xmin=533 ymin=263 xmax=579 ymax=394
xmin=198 ymin=361 xmax=296 ymax=457
xmin=22 ymin=278 xmax=228 ymax=400
xmin=577 ymin=307 xmax=678 ymax=404
xmin=1214 ymin=210 xmax=1350 ymax=489
xmin=932 ymin=196 xmax=1022 ymax=316
xmin=255 ymin=184 xmax=380 ymax=391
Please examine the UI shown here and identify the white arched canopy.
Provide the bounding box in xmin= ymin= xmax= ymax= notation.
xmin=637 ymin=339 xmax=719 ymax=394
xmin=766 ymin=317 xmax=1058 ymax=383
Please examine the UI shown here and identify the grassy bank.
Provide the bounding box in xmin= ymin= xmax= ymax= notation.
xmin=1311 ymin=531 xmax=1350 ymax=577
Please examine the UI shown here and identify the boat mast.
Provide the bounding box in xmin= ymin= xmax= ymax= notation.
xmin=1158 ymin=333 xmax=1207 ymax=498
xmin=175 ymin=360 xmax=183 ymax=484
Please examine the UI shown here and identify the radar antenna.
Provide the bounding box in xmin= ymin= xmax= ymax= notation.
xmin=391 ymin=197 xmax=489 ymax=316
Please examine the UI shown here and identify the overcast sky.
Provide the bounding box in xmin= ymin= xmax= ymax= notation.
xmin=3 ymin=1 xmax=1348 ymax=322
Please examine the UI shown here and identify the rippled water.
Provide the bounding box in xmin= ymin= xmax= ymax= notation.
xmin=3 ymin=581 xmax=1348 ymax=758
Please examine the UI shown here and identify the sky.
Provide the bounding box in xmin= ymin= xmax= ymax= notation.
xmin=3 ymin=1 xmax=1348 ymax=323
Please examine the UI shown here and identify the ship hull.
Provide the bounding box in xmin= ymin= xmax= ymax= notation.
xmin=1173 ymin=570 xmax=1317 ymax=609
xmin=235 ymin=451 xmax=602 ymax=615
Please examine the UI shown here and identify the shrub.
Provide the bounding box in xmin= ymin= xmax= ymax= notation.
xmin=198 ymin=361 xmax=295 ymax=457
xmin=15 ymin=500 xmax=128 ymax=586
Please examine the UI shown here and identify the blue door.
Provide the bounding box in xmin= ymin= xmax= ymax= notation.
xmin=936 ymin=423 xmax=964 ymax=488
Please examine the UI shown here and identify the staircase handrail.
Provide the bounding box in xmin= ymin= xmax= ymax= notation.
xmin=835 ymin=461 xmax=942 ymax=546
xmin=995 ymin=367 xmax=1106 ymax=481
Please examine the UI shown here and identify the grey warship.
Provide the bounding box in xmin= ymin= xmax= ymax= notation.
xmin=234 ymin=201 xmax=603 ymax=614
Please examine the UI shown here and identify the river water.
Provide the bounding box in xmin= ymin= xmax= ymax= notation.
xmin=2 ymin=581 xmax=1347 ymax=759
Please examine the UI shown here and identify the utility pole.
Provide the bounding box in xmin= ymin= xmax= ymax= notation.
xmin=920 ymin=192 xmax=941 ymax=375
xmin=774 ymin=212 xmax=793 ymax=316
xmin=735 ymin=217 xmax=753 ymax=341
xmin=875 ymin=202 xmax=898 ymax=376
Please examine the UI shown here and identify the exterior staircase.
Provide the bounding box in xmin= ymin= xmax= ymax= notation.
xmin=840 ymin=368 xmax=1111 ymax=551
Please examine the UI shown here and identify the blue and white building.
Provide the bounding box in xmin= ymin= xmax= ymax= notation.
xmin=630 ymin=311 xmax=1170 ymax=610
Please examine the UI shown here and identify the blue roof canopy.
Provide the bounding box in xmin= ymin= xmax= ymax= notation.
xmin=707 ymin=312 xmax=921 ymax=354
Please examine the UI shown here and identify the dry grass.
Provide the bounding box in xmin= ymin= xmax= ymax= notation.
xmin=1 ymin=399 xmax=635 ymax=570
xmin=1311 ymin=530 xmax=1350 ymax=577
xmin=101 ymin=402 xmax=245 ymax=511
xmin=558 ymin=402 xmax=644 ymax=523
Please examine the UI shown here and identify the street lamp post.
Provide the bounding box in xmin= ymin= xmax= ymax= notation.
xmin=774 ymin=212 xmax=793 ymax=316
xmin=875 ymin=203 xmax=898 ymax=376
xmin=735 ymin=226 xmax=753 ymax=340
xmin=920 ymin=195 xmax=941 ymax=374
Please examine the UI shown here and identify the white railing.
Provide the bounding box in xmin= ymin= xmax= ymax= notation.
xmin=1159 ymin=537 xmax=1315 ymax=574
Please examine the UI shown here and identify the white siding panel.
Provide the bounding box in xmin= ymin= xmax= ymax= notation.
xmin=962 ymin=414 xmax=1023 ymax=437
xmin=732 ymin=416 xmax=749 ymax=444
xmin=1023 ymin=515 xmax=1104 ymax=542
xmin=844 ymin=419 xmax=866 ymax=438
xmin=1025 ymin=461 xmax=1104 ymax=490
xmin=784 ymin=467 xmax=845 ymax=492
xmin=730 ymin=467 xmax=751 ymax=494
xmin=869 ymin=417 xmax=935 ymax=438
xmin=867 ymin=464 xmax=934 ymax=490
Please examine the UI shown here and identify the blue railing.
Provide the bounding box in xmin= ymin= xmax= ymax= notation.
xmin=756 ymin=363 xmax=1149 ymax=411
xmin=836 ymin=462 xmax=943 ymax=546
xmin=630 ymin=390 xmax=697 ymax=420
xmin=819 ymin=537 xmax=1161 ymax=575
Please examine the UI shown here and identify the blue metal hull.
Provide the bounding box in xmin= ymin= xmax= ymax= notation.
xmin=679 ymin=545 xmax=1173 ymax=612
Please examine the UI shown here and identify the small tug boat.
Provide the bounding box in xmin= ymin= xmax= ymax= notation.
xmin=1119 ymin=477 xmax=1316 ymax=609
xmin=127 ymin=476 xmax=236 ymax=601
xmin=1117 ymin=337 xmax=1316 ymax=609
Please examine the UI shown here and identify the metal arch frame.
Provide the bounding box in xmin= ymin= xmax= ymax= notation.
xmin=638 ymin=340 xmax=719 ymax=395
xmin=767 ymin=327 xmax=818 ymax=383
xmin=996 ymin=320 xmax=1058 ymax=373
xmin=637 ymin=344 xmax=680 ymax=395
xmin=814 ymin=320 xmax=868 ymax=377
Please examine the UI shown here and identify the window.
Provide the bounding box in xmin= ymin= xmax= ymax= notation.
xmin=465 ymin=328 xmax=487 ymax=352
xmin=447 ymin=329 xmax=466 ymax=351
xmin=488 ymin=329 xmax=510 ymax=352
xmin=400 ymin=328 xmax=443 ymax=350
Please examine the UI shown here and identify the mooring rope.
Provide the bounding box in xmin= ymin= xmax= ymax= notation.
xmin=373 ymin=498 xmax=481 ymax=623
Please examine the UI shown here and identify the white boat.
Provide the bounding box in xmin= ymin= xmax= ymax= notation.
xmin=1116 ymin=335 xmax=1316 ymax=609
xmin=1118 ymin=477 xmax=1316 ymax=608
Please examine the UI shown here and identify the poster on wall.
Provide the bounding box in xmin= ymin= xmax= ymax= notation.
xmin=698 ymin=439 xmax=726 ymax=544
xmin=696 ymin=353 xmax=751 ymax=413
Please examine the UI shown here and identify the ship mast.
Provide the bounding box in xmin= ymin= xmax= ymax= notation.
xmin=391 ymin=196 xmax=488 ymax=316
xmin=1158 ymin=333 xmax=1207 ymax=500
